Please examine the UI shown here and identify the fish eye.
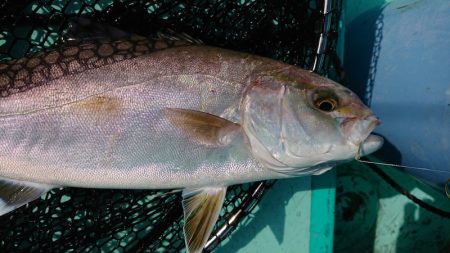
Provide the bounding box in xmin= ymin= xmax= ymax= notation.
xmin=312 ymin=88 xmax=339 ymax=112
xmin=314 ymin=97 xmax=337 ymax=112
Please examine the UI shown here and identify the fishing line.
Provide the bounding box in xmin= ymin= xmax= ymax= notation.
xmin=356 ymin=157 xmax=450 ymax=218
xmin=356 ymin=159 xmax=449 ymax=174
xmin=356 ymin=156 xmax=450 ymax=198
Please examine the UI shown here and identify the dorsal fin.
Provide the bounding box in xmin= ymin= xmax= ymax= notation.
xmin=156 ymin=29 xmax=204 ymax=45
xmin=60 ymin=17 xmax=132 ymax=45
xmin=62 ymin=18 xmax=203 ymax=45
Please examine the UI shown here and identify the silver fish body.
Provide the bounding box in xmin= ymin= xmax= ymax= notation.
xmin=0 ymin=36 xmax=383 ymax=253
xmin=0 ymin=45 xmax=281 ymax=189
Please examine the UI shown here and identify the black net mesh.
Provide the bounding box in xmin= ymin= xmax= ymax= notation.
xmin=0 ymin=0 xmax=342 ymax=252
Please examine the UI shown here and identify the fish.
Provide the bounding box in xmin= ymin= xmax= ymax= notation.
xmin=0 ymin=29 xmax=383 ymax=253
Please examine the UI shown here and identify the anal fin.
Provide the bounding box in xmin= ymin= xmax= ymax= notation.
xmin=0 ymin=177 xmax=55 ymax=216
xmin=182 ymin=186 xmax=227 ymax=253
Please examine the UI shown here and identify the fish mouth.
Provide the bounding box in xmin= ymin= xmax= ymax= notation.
xmin=365 ymin=115 xmax=381 ymax=133
xmin=342 ymin=115 xmax=380 ymax=145
xmin=356 ymin=115 xmax=383 ymax=156
xmin=341 ymin=115 xmax=383 ymax=157
xmin=359 ymin=134 xmax=384 ymax=156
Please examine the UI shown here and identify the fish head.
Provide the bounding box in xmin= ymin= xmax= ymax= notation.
xmin=241 ymin=68 xmax=383 ymax=172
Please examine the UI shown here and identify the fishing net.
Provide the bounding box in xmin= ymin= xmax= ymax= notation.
xmin=0 ymin=0 xmax=342 ymax=252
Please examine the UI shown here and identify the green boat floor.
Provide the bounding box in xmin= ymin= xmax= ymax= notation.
xmin=335 ymin=161 xmax=450 ymax=253
xmin=217 ymin=171 xmax=336 ymax=253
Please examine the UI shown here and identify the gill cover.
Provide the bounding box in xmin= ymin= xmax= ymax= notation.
xmin=241 ymin=74 xmax=342 ymax=175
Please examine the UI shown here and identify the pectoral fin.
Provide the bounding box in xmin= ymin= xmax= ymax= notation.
xmin=164 ymin=108 xmax=240 ymax=147
xmin=182 ymin=186 xmax=227 ymax=253
xmin=0 ymin=177 xmax=55 ymax=216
